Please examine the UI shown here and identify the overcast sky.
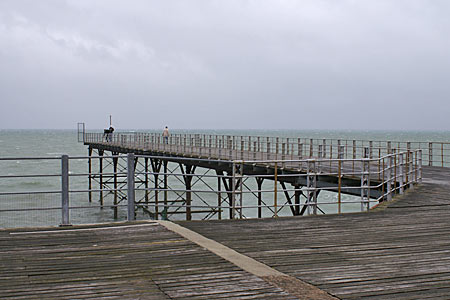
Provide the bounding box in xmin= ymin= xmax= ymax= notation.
xmin=0 ymin=0 xmax=449 ymax=130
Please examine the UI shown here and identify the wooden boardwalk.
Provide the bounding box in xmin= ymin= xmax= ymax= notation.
xmin=1 ymin=166 xmax=447 ymax=299
xmin=0 ymin=224 xmax=297 ymax=300
xmin=181 ymin=166 xmax=450 ymax=299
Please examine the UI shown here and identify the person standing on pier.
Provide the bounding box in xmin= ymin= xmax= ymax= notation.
xmin=103 ymin=126 xmax=114 ymax=142
xmin=107 ymin=126 xmax=114 ymax=142
xmin=162 ymin=126 xmax=169 ymax=144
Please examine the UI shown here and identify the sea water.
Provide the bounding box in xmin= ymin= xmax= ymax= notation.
xmin=1 ymin=129 xmax=449 ymax=228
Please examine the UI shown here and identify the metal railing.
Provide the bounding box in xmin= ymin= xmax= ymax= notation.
xmin=84 ymin=131 xmax=449 ymax=167
xmin=0 ymin=150 xmax=422 ymax=228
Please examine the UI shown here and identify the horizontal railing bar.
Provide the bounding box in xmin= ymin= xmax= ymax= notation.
xmin=0 ymin=157 xmax=61 ymax=161
xmin=0 ymin=174 xmax=61 ymax=179
xmin=0 ymin=191 xmax=61 ymax=196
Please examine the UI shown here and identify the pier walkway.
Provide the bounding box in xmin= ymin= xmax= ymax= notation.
xmin=80 ymin=131 xmax=425 ymax=220
xmin=1 ymin=166 xmax=449 ymax=299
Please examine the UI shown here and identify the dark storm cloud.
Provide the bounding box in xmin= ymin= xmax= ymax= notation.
xmin=0 ymin=0 xmax=449 ymax=130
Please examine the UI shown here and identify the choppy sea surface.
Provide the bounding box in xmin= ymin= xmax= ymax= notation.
xmin=1 ymin=129 xmax=449 ymax=228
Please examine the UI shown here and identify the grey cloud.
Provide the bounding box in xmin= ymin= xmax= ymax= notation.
xmin=0 ymin=0 xmax=449 ymax=130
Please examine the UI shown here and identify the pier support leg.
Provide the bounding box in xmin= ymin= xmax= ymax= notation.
xmin=232 ymin=163 xmax=243 ymax=219
xmin=163 ymin=160 xmax=168 ymax=220
xmin=256 ymin=177 xmax=264 ymax=218
xmin=306 ymin=160 xmax=317 ymax=215
xmin=99 ymin=149 xmax=104 ymax=208
xmin=145 ymin=157 xmax=149 ymax=208
xmin=218 ymin=171 xmax=234 ymax=219
xmin=279 ymin=181 xmax=296 ymax=216
xmin=180 ymin=164 xmax=196 ymax=221
xmin=294 ymin=185 xmax=301 ymax=216
xmin=217 ymin=171 xmax=222 ymax=220
xmin=150 ymin=158 xmax=162 ymax=220
xmin=112 ymin=152 xmax=118 ymax=219
xmin=127 ymin=153 xmax=135 ymax=221
xmin=227 ymin=174 xmax=234 ymax=219
xmin=88 ymin=147 xmax=92 ymax=203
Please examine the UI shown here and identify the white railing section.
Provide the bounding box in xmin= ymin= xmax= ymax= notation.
xmin=84 ymin=132 xmax=448 ymax=167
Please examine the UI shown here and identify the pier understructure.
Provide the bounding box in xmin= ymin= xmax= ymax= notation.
xmin=82 ymin=130 xmax=423 ymax=221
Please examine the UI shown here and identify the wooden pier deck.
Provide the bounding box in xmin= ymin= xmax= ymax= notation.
xmin=1 ymin=166 xmax=448 ymax=299
xmin=0 ymin=223 xmax=298 ymax=300
xmin=181 ymin=166 xmax=450 ymax=299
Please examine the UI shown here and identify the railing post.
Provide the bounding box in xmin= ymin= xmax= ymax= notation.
xmin=298 ymin=139 xmax=303 ymax=159
xmin=229 ymin=136 xmax=233 ymax=160
xmin=231 ymin=162 xmax=236 ymax=219
xmin=286 ymin=138 xmax=290 ymax=156
xmin=267 ymin=138 xmax=271 ymax=160
xmin=307 ymin=159 xmax=317 ymax=215
xmin=418 ymin=149 xmax=423 ymax=183
xmin=429 ymin=142 xmax=433 ymax=166
xmin=415 ymin=150 xmax=419 ymax=182
xmin=317 ymin=145 xmax=323 ymax=172
xmin=339 ymin=145 xmax=345 ymax=160
xmin=209 ymin=136 xmax=212 ymax=158
xmin=222 ymin=135 xmax=225 ymax=152
xmin=407 ymin=142 xmax=411 ymax=153
xmin=361 ymin=148 xmax=370 ymax=211
xmin=276 ymin=138 xmax=279 ymax=157
xmin=399 ymin=153 xmax=404 ymax=194
xmin=61 ymin=155 xmax=70 ymax=226
xmin=337 ymin=140 xmax=341 ymax=159
xmin=409 ymin=151 xmax=414 ymax=189
xmin=127 ymin=153 xmax=135 ymax=221
xmin=386 ymin=154 xmax=393 ymax=201
xmin=309 ymin=139 xmax=313 ymax=158
xmin=338 ymin=146 xmax=344 ymax=214
xmin=274 ymin=162 xmax=278 ymax=218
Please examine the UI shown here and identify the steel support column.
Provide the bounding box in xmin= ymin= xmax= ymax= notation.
xmin=98 ymin=149 xmax=104 ymax=208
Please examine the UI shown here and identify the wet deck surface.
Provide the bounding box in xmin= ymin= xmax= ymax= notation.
xmin=0 ymin=224 xmax=295 ymax=300
xmin=181 ymin=166 xmax=450 ymax=299
xmin=1 ymin=166 xmax=449 ymax=299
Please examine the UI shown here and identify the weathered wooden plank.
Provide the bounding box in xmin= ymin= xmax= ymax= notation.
xmin=179 ymin=167 xmax=450 ymax=299
xmin=0 ymin=223 xmax=295 ymax=300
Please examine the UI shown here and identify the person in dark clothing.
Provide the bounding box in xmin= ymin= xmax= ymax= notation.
xmin=103 ymin=126 xmax=114 ymax=142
